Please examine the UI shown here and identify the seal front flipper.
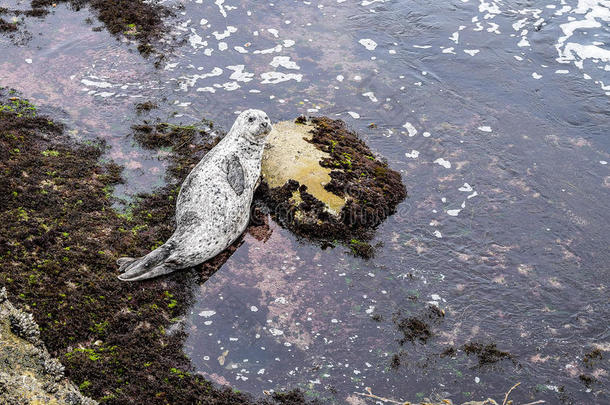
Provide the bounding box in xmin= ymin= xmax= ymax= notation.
xmin=221 ymin=154 xmax=245 ymax=195
xmin=118 ymin=242 xmax=180 ymax=281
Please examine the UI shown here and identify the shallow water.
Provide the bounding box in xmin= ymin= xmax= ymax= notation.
xmin=1 ymin=0 xmax=609 ymax=403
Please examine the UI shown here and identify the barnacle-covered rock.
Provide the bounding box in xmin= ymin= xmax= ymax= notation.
xmin=43 ymin=381 xmax=60 ymax=393
xmin=44 ymin=357 xmax=66 ymax=381
xmin=0 ymin=288 xmax=98 ymax=404
xmin=8 ymin=309 xmax=40 ymax=344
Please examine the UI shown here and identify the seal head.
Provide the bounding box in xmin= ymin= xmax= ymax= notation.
xmin=230 ymin=109 xmax=272 ymax=144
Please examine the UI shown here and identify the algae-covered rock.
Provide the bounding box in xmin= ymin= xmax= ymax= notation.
xmin=0 ymin=288 xmax=97 ymax=405
xmin=0 ymin=89 xmax=315 ymax=404
xmin=260 ymin=117 xmax=406 ymax=250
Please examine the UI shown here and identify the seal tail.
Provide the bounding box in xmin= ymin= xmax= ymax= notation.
xmin=117 ymin=242 xmax=180 ymax=282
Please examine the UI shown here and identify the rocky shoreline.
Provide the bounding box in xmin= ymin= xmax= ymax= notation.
xmin=0 ymin=89 xmax=317 ymax=404
xmin=0 ymin=288 xmax=98 ymax=405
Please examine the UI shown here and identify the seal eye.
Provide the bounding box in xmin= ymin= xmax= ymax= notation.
xmin=248 ymin=117 xmax=255 ymax=123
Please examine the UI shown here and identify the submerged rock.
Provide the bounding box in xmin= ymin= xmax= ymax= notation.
xmin=260 ymin=117 xmax=406 ymax=252
xmin=0 ymin=288 xmax=97 ymax=405
xmin=0 ymin=0 xmax=171 ymax=56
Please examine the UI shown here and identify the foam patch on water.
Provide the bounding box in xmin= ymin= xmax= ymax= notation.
xmin=552 ymin=0 xmax=609 ymax=94
xmin=260 ymin=71 xmax=303 ymax=84
xmin=358 ymin=38 xmax=378 ymax=50
xmin=403 ymin=122 xmax=417 ymax=136
xmin=269 ymin=56 xmax=300 ymax=70
xmin=362 ymin=91 xmax=378 ymax=102
xmin=434 ymin=158 xmax=452 ymax=168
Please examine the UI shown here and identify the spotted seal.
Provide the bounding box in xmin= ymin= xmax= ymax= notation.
xmin=117 ymin=109 xmax=272 ymax=281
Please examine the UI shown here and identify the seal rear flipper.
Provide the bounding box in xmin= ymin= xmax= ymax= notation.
xmin=118 ymin=262 xmax=181 ymax=282
xmin=117 ymin=257 xmax=137 ymax=272
xmin=117 ymin=242 xmax=179 ymax=281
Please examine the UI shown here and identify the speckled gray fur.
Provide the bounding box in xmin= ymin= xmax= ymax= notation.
xmin=118 ymin=109 xmax=272 ymax=281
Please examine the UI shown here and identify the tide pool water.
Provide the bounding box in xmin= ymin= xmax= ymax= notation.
xmin=0 ymin=0 xmax=608 ymax=403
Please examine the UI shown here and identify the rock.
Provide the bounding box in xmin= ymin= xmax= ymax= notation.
xmin=0 ymin=290 xmax=97 ymax=405
xmin=262 ymin=119 xmax=346 ymax=215
xmin=260 ymin=116 xmax=406 ymax=252
xmin=8 ymin=310 xmax=40 ymax=345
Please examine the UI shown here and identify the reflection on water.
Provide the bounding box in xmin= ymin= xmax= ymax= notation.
xmin=1 ymin=0 xmax=609 ymax=403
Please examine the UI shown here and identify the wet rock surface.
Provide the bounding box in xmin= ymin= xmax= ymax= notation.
xmin=0 ymin=288 xmax=97 ymax=405
xmin=260 ymin=117 xmax=406 ymax=253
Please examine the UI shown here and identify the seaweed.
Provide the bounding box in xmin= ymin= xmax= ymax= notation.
xmin=390 ymin=352 xmax=404 ymax=370
xmin=309 ymin=117 xmax=406 ymax=232
xmin=258 ymin=117 xmax=407 ymax=251
xmin=462 ymin=343 xmax=512 ymax=366
xmin=135 ymin=101 xmax=158 ymax=113
xmin=348 ymin=238 xmax=376 ymax=259
xmin=370 ymin=313 xmax=383 ymax=322
xmin=267 ymin=391 xmax=321 ymax=405
xmin=578 ymin=374 xmax=595 ymax=388
xmin=392 ymin=305 xmax=444 ymax=345
xmin=131 ymin=120 xmax=220 ymax=181
xmin=583 ymin=348 xmax=602 ymax=368
xmin=0 ymin=18 xmax=18 ymax=33
xmin=0 ymin=90 xmax=311 ymax=404
xmin=439 ymin=347 xmax=456 ymax=358
xmin=395 ymin=317 xmax=431 ymax=344
xmin=1 ymin=0 xmax=172 ymax=56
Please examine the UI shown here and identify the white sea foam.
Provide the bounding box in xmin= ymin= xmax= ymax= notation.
xmin=359 ymin=38 xmax=377 ymax=50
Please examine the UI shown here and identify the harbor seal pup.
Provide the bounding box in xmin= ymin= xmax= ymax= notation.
xmin=117 ymin=109 xmax=272 ymax=281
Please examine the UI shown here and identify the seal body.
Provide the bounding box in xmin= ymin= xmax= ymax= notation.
xmin=118 ymin=109 xmax=272 ymax=281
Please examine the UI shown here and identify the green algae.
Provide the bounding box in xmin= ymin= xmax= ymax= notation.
xmin=0 ymin=90 xmax=315 ymax=404
xmin=258 ymin=116 xmax=407 ymax=256
xmin=0 ymin=288 xmax=97 ymax=404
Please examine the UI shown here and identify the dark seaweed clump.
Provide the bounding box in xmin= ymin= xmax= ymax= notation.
xmin=310 ymin=117 xmax=406 ymax=230
xmin=135 ymin=101 xmax=158 ymax=113
xmin=270 ymin=391 xmax=321 ymax=405
xmin=393 ymin=305 xmax=444 ymax=345
xmin=390 ymin=352 xmax=406 ymax=370
xmin=583 ymin=348 xmax=603 ymax=367
xmin=0 ymin=0 xmax=171 ymax=55
xmin=259 ymin=117 xmax=406 ymax=253
xmin=440 ymin=347 xmax=457 ymax=358
xmin=0 ymin=12 xmax=18 ymax=33
xmin=579 ymin=374 xmax=596 ymax=388
xmin=131 ymin=120 xmax=221 ymax=181
xmin=395 ymin=317 xmax=431 ymax=344
xmin=0 ymin=90 xmax=312 ymax=404
xmin=462 ymin=342 xmax=512 ymax=366
xmin=348 ymin=238 xmax=376 ymax=259
xmin=579 ymin=348 xmax=603 ymax=388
